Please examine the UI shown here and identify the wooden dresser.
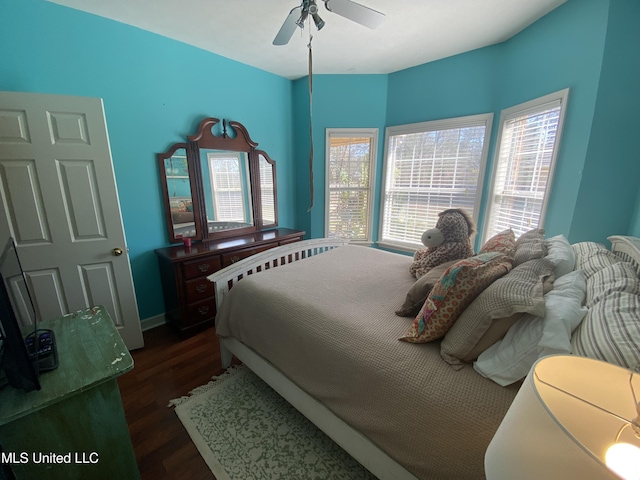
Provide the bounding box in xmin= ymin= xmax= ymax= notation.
xmin=155 ymin=227 xmax=305 ymax=334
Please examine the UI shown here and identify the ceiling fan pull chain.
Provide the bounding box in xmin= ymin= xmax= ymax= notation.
xmin=307 ymin=32 xmax=314 ymax=212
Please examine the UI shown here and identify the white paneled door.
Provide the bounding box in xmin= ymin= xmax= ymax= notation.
xmin=0 ymin=91 xmax=144 ymax=350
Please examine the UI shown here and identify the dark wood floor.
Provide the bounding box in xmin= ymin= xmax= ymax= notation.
xmin=117 ymin=324 xmax=230 ymax=480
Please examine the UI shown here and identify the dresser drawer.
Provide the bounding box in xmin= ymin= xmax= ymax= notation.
xmin=183 ymin=256 xmax=221 ymax=280
xmin=185 ymin=277 xmax=215 ymax=303
xmin=279 ymin=235 xmax=303 ymax=246
xmin=221 ymin=243 xmax=276 ymax=267
xmin=185 ymin=298 xmax=216 ymax=327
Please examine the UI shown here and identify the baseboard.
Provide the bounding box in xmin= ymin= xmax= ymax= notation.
xmin=140 ymin=313 xmax=166 ymax=332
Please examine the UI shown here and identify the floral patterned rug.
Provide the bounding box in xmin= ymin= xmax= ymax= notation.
xmin=169 ymin=365 xmax=377 ymax=480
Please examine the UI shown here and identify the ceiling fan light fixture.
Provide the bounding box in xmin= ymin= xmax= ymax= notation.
xmin=312 ymin=13 xmax=325 ymax=30
xmin=274 ymin=0 xmax=385 ymax=46
xmin=296 ymin=10 xmax=308 ymax=28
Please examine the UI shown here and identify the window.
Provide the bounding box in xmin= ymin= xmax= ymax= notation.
xmin=379 ymin=114 xmax=493 ymax=250
xmin=207 ymin=152 xmax=251 ymax=223
xmin=325 ymin=129 xmax=378 ymax=242
xmin=484 ymin=89 xmax=569 ymax=242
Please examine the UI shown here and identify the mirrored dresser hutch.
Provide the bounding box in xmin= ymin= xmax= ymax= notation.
xmin=154 ymin=117 xmax=304 ymax=334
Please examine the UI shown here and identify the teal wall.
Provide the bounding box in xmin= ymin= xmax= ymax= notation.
xmin=492 ymin=0 xmax=609 ymax=241
xmin=386 ymin=47 xmax=499 ymax=127
xmin=295 ymin=0 xmax=640 ymax=247
xmin=569 ymin=0 xmax=640 ymax=241
xmin=0 ymin=0 xmax=295 ymax=321
xmin=293 ymin=74 xmax=388 ymax=239
xmin=320 ymin=0 xmax=615 ymax=247
xmin=2 ymin=0 xmax=638 ymax=323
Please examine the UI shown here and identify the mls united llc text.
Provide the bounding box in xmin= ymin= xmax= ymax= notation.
xmin=1 ymin=451 xmax=99 ymax=464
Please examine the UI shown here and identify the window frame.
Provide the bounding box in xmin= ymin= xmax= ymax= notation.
xmin=378 ymin=113 xmax=494 ymax=253
xmin=324 ymin=128 xmax=379 ymax=244
xmin=482 ymin=88 xmax=570 ymax=243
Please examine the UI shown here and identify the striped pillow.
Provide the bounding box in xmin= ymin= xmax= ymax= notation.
xmin=513 ymin=228 xmax=546 ymax=266
xmin=572 ymin=241 xmax=621 ymax=279
xmin=571 ymin=291 xmax=640 ymax=370
xmin=585 ymin=262 xmax=640 ymax=308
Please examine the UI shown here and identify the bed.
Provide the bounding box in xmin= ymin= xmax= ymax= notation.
xmin=208 ymin=232 xmax=640 ymax=479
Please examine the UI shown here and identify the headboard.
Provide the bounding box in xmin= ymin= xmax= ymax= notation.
xmin=609 ymin=235 xmax=640 ymax=273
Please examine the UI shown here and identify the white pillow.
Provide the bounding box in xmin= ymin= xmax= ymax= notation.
xmin=473 ymin=270 xmax=587 ymax=386
xmin=544 ymin=234 xmax=575 ymax=278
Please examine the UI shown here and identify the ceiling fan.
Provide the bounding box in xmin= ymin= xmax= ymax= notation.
xmin=274 ymin=0 xmax=384 ymax=212
xmin=273 ymin=0 xmax=385 ymax=46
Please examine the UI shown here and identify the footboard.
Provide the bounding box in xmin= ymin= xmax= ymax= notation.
xmin=207 ymin=237 xmax=349 ymax=309
xmin=207 ymin=237 xmax=349 ymax=367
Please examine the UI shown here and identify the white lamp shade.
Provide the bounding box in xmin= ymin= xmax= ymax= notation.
xmin=485 ymin=355 xmax=640 ymax=480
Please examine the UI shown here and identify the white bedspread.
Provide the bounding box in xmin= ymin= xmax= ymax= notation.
xmin=215 ymin=245 xmax=519 ymax=479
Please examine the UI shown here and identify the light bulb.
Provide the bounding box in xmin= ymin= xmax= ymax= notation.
xmin=606 ymin=443 xmax=640 ymax=480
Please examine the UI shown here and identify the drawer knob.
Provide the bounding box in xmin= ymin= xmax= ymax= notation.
xmin=198 ymin=263 xmax=210 ymax=272
xmin=196 ymin=284 xmax=207 ymax=294
xmin=198 ymin=306 xmax=210 ymax=315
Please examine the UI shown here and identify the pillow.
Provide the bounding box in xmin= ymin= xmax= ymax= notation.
xmin=572 ymin=240 xmax=607 ymax=260
xmin=440 ymin=256 xmax=555 ymax=368
xmin=459 ymin=312 xmax=525 ymax=359
xmin=513 ymin=228 xmax=546 ymax=266
xmin=544 ymin=234 xmax=575 ymax=278
xmin=473 ymin=270 xmax=588 ymax=386
xmin=395 ymin=260 xmax=458 ymax=317
xmin=479 ymin=229 xmax=516 ymax=259
xmin=516 ymin=227 xmax=545 ymax=245
xmin=571 ymin=291 xmax=640 ymax=370
xmin=399 ymin=252 xmax=511 ymax=343
xmin=585 ymin=262 xmax=640 ymax=308
xmin=461 ymin=271 xmax=555 ymax=358
xmin=572 ymin=241 xmax=621 ymax=279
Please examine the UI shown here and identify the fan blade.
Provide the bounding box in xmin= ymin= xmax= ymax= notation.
xmin=273 ymin=6 xmax=302 ymax=45
xmin=324 ymin=0 xmax=384 ymax=29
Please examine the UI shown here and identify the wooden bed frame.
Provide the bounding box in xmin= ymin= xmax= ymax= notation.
xmin=207 ymin=235 xmax=638 ymax=480
xmin=208 ymin=238 xmax=418 ymax=480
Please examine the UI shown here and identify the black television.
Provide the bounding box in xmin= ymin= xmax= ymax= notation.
xmin=0 ymin=238 xmax=44 ymax=392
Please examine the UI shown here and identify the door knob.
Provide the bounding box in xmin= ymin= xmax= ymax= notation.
xmin=112 ymin=247 xmax=123 ymax=256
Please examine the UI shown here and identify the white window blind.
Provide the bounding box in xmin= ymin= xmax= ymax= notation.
xmin=380 ymin=114 xmax=492 ymax=249
xmin=325 ymin=129 xmax=377 ymax=242
xmin=209 ymin=153 xmax=247 ymax=222
xmin=484 ymin=89 xmax=569 ymax=241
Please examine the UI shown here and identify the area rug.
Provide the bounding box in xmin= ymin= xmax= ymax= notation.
xmin=169 ymin=365 xmax=377 ymax=480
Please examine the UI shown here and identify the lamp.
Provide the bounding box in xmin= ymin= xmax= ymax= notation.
xmin=485 ymin=355 xmax=640 ymax=480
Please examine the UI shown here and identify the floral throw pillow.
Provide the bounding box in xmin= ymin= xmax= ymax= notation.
xmin=399 ymin=252 xmax=512 ymax=343
xmin=479 ymin=229 xmax=516 ymax=260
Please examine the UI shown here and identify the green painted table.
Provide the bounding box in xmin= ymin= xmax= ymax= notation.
xmin=0 ymin=306 xmax=140 ymax=479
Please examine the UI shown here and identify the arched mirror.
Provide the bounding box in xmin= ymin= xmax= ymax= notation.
xmin=158 ymin=118 xmax=278 ymax=243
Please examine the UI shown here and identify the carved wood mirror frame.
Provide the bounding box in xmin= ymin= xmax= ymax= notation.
xmin=158 ymin=117 xmax=278 ymax=243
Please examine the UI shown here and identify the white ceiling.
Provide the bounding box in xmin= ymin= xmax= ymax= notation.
xmin=47 ymin=0 xmax=567 ymax=80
